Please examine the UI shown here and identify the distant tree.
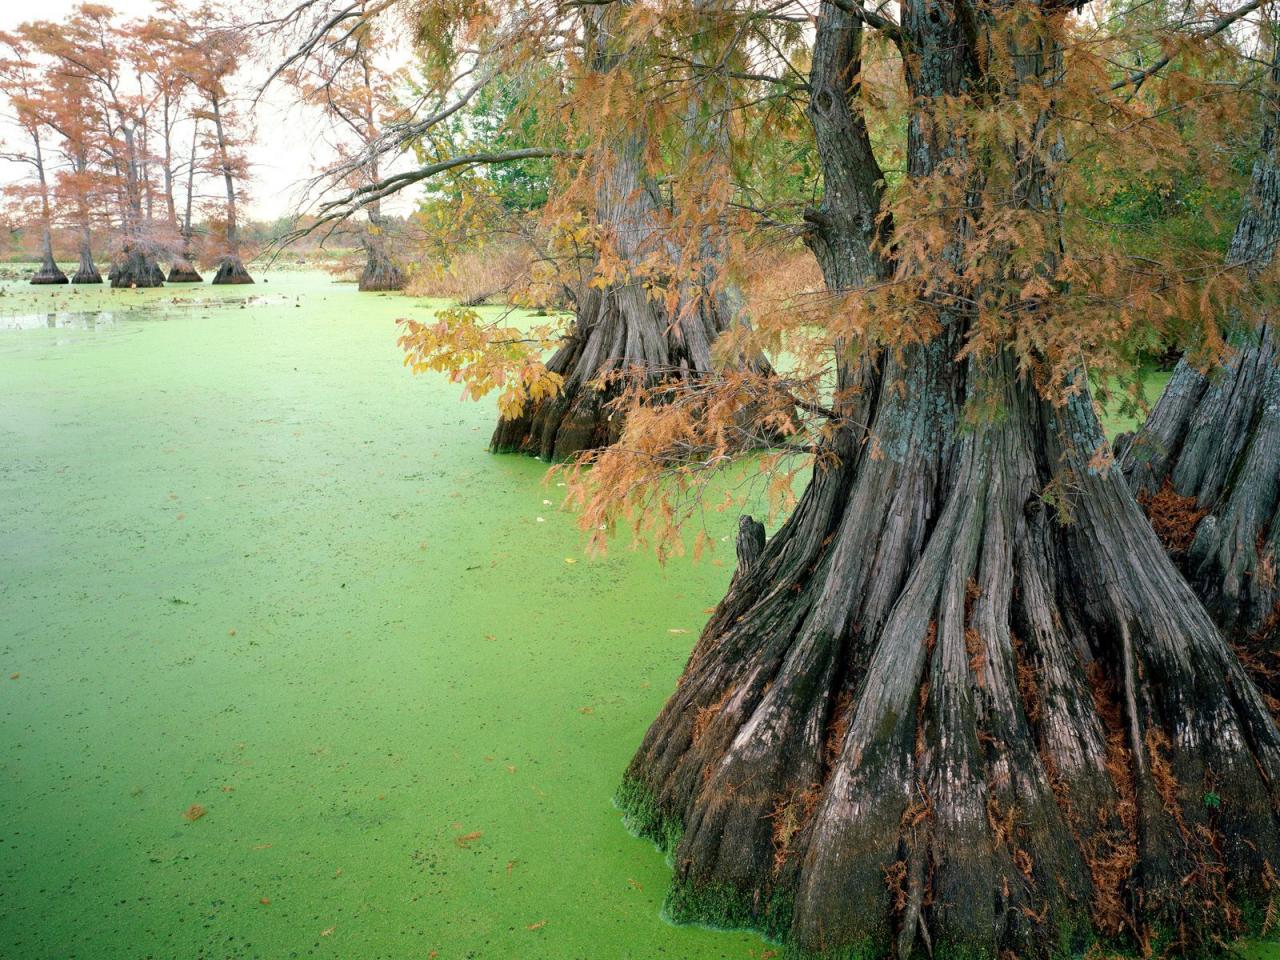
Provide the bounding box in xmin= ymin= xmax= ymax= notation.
xmin=0 ymin=30 xmax=68 ymax=283
xmin=179 ymin=4 xmax=254 ymax=284
xmin=284 ymin=1 xmax=406 ymax=291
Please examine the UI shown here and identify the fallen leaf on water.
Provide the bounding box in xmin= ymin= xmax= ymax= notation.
xmin=182 ymin=804 xmax=207 ymax=822
xmin=455 ymin=831 xmax=483 ymax=848
xmin=527 ymin=920 xmax=547 ymax=931
xmin=535 ymin=517 xmax=546 ymax=523
xmin=228 ymin=629 xmax=237 ymax=637
xmin=578 ymin=706 xmax=594 ymax=715
xmin=176 ymin=513 xmax=186 ymax=521
xmin=505 ymin=764 xmax=516 ymax=774
xmin=506 ymin=859 xmax=518 ymax=876
xmin=702 ymin=607 xmax=717 ymax=614
xmin=9 ymin=673 xmax=18 ymax=680
xmin=334 ymin=868 xmax=342 ymax=877
xmin=627 ymin=878 xmax=643 ymax=891
xmin=252 ymin=843 xmax=272 ymax=850
xmin=320 ymin=926 xmax=335 ymax=937
xmin=668 ymin=628 xmax=689 ymax=635
xmin=564 ymin=558 xmax=577 ymax=565
xmin=259 ymin=897 xmax=271 ymax=905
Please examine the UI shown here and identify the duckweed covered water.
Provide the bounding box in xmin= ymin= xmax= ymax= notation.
xmin=1 ymin=271 xmax=1275 ymax=960
xmin=0 ymin=271 xmax=769 ymax=959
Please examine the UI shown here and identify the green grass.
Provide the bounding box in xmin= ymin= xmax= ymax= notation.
xmin=0 ymin=272 xmax=1273 ymax=960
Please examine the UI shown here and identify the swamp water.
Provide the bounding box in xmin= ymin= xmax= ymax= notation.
xmin=0 ymin=271 xmax=1274 ymax=960
xmin=0 ymin=271 xmax=768 ymax=959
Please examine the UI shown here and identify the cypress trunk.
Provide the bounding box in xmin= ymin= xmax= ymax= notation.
xmin=490 ymin=4 xmax=767 ymax=461
xmin=208 ymin=95 xmax=252 ymax=286
xmin=71 ymin=225 xmax=102 ymax=284
xmin=110 ymin=247 xmax=166 ymax=288
xmin=166 ymin=256 xmax=204 ymax=283
xmin=31 ymin=229 xmax=68 ymax=285
xmin=1120 ymin=51 xmax=1280 ymax=646
xmin=620 ymin=3 xmax=1280 ymax=957
xmin=358 ymin=210 xmax=404 ymax=292
xmin=211 ymin=256 xmax=253 ymax=285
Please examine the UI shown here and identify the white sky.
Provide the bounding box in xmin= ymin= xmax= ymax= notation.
xmin=0 ymin=0 xmax=420 ymax=222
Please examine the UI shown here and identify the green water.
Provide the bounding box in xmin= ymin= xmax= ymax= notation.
xmin=1 ymin=273 xmax=1275 ymax=960
xmin=0 ymin=272 xmax=767 ymax=959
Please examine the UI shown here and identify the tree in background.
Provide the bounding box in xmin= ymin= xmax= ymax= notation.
xmin=0 ymin=30 xmax=68 ymax=284
xmin=283 ymin=1 xmax=406 ymax=291
xmin=181 ymin=5 xmax=253 ymax=284
xmin=1121 ymin=40 xmax=1280 ymax=656
xmin=139 ymin=9 xmax=202 ymax=282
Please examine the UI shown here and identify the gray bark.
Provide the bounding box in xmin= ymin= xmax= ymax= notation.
xmin=490 ymin=2 xmax=768 ymax=461
xmin=1121 ymin=49 xmax=1280 ymax=641
xmin=621 ymin=4 xmax=1280 ymax=958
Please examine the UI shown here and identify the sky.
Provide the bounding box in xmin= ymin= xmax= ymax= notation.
xmin=0 ymin=0 xmax=420 ymax=223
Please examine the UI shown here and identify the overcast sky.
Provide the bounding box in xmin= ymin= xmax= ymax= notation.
xmin=0 ymin=0 xmax=420 ymax=222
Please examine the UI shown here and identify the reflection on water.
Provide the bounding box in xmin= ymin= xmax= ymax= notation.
xmin=0 ymin=292 xmax=294 ymax=336
xmin=0 ymin=310 xmax=119 ymax=331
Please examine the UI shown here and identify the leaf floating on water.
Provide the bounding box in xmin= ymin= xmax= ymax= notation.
xmin=578 ymin=706 xmax=594 ymax=715
xmin=454 ymin=830 xmax=483 ymax=848
xmin=627 ymin=878 xmax=643 ymax=891
xmin=668 ymin=628 xmax=689 ymax=635
xmin=535 ymin=517 xmax=546 ymax=523
xmin=320 ymin=926 xmax=335 ymax=937
xmin=259 ymin=897 xmax=271 ymax=905
xmin=527 ymin=920 xmax=547 ymax=931
xmin=564 ymin=558 xmax=577 ymax=565
xmin=506 ymin=859 xmax=518 ymax=875
xmin=9 ymin=673 xmax=18 ymax=680
xmin=182 ymin=804 xmax=207 ymax=822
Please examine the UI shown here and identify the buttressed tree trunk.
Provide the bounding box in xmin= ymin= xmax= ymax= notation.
xmin=30 ymin=134 xmax=67 ymax=285
xmin=111 ymin=125 xmax=164 ymax=289
xmin=69 ymin=150 xmax=101 ymax=283
xmin=168 ymin=120 xmax=203 ymax=283
xmin=358 ymin=163 xmax=404 ymax=291
xmin=209 ymin=95 xmax=252 ymax=285
xmin=619 ymin=3 xmax=1280 ymax=958
xmin=1120 ymin=50 xmax=1280 ymax=647
xmin=490 ymin=4 xmax=767 ymax=461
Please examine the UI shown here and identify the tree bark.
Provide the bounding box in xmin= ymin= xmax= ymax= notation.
xmin=29 ymin=132 xmax=67 ymax=285
xmin=490 ymin=3 xmax=768 ymax=461
xmin=208 ymin=94 xmax=252 ymax=285
xmin=169 ymin=120 xmax=203 ymax=283
xmin=111 ymin=124 xmax=164 ymax=288
xmin=1120 ymin=50 xmax=1280 ymax=645
xmin=358 ymin=161 xmax=404 ymax=291
xmin=619 ymin=4 xmax=1280 ymax=957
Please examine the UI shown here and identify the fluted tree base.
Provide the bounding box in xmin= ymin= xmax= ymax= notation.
xmin=110 ymin=250 xmax=165 ymax=288
xmin=31 ymin=257 xmax=68 ymax=284
xmin=211 ymin=256 xmax=253 ymax=285
xmin=358 ymin=253 xmax=404 ymax=292
xmin=623 ymin=347 xmax=1280 ymax=960
xmin=1120 ymin=326 xmax=1280 ymax=641
xmin=167 ymin=258 xmax=204 ymax=283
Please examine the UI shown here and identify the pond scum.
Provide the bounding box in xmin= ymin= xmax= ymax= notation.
xmin=1 ymin=272 xmax=1277 ymax=960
